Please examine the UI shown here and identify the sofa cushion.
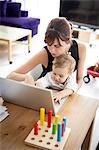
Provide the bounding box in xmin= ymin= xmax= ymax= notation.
xmin=0 ymin=17 xmax=40 ymax=36
xmin=21 ymin=10 xmax=28 ymax=17
xmin=6 ymin=2 xmax=21 ymax=17
xmin=1 ymin=17 xmax=40 ymax=27
xmin=0 ymin=1 xmax=7 ymax=17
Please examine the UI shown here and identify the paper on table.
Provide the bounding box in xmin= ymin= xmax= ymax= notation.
xmin=0 ymin=105 xmax=9 ymax=122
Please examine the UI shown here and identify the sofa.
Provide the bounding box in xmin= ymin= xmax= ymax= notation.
xmin=0 ymin=1 xmax=40 ymax=39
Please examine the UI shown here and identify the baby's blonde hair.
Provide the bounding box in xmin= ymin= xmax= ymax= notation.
xmin=53 ymin=54 xmax=76 ymax=74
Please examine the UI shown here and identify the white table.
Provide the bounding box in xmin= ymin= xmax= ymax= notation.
xmin=0 ymin=25 xmax=32 ymax=64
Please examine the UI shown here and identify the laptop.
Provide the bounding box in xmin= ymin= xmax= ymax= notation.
xmin=0 ymin=77 xmax=66 ymax=115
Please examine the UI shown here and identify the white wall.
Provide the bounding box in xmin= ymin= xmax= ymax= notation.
xmin=18 ymin=0 xmax=60 ymax=38
xmin=37 ymin=0 xmax=60 ymax=37
xmin=13 ymin=0 xmax=60 ymax=40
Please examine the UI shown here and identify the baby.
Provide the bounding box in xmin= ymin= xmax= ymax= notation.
xmin=35 ymin=54 xmax=78 ymax=102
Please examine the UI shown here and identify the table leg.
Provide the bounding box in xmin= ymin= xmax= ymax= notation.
xmin=8 ymin=40 xmax=12 ymax=64
xmin=81 ymin=122 xmax=93 ymax=150
xmin=27 ymin=33 xmax=31 ymax=53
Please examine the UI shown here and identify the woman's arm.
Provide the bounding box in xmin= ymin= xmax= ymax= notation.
xmin=7 ymin=48 xmax=48 ymax=81
xmin=77 ymin=42 xmax=86 ymax=87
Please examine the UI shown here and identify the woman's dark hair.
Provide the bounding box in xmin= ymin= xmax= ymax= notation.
xmin=44 ymin=17 xmax=71 ymax=46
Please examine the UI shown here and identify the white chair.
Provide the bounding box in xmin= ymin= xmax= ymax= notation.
xmin=89 ymin=107 xmax=99 ymax=150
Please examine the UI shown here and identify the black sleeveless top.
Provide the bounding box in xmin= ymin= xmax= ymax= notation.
xmin=39 ymin=40 xmax=79 ymax=78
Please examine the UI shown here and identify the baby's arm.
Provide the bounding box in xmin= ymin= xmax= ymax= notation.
xmin=53 ymin=73 xmax=78 ymax=102
xmin=53 ymin=88 xmax=73 ymax=103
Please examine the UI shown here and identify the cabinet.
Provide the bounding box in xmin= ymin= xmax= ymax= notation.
xmin=73 ymin=28 xmax=93 ymax=43
xmin=95 ymin=30 xmax=99 ymax=40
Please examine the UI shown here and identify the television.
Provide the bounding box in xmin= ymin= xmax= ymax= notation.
xmin=59 ymin=0 xmax=99 ymax=29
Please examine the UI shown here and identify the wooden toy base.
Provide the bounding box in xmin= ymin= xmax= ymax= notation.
xmin=25 ymin=121 xmax=71 ymax=150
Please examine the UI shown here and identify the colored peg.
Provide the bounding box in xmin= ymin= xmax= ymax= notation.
xmin=34 ymin=122 xmax=38 ymax=135
xmin=47 ymin=109 xmax=52 ymax=128
xmin=55 ymin=115 xmax=60 ymax=128
xmin=52 ymin=123 xmax=56 ymax=134
xmin=63 ymin=117 xmax=66 ymax=131
xmin=40 ymin=108 xmax=45 ymax=126
xmin=57 ymin=122 xmax=62 ymax=142
xmin=62 ymin=122 xmax=64 ymax=136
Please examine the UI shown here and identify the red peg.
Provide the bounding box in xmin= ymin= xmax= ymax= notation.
xmin=34 ymin=122 xmax=38 ymax=135
xmin=47 ymin=109 xmax=52 ymax=128
xmin=62 ymin=122 xmax=64 ymax=136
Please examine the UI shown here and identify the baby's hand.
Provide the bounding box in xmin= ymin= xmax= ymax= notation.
xmin=54 ymin=99 xmax=60 ymax=104
xmin=53 ymin=92 xmax=63 ymax=104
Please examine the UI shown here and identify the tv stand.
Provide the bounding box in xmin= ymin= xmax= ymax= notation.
xmin=73 ymin=27 xmax=99 ymax=47
xmin=73 ymin=27 xmax=93 ymax=43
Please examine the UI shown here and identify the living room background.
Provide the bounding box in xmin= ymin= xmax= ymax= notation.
xmin=0 ymin=0 xmax=99 ymax=99
xmin=8 ymin=0 xmax=60 ymax=37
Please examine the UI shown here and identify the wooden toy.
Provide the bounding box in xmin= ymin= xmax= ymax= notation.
xmin=25 ymin=108 xmax=71 ymax=150
xmin=40 ymin=108 xmax=45 ymax=126
xmin=52 ymin=122 xmax=56 ymax=134
xmin=25 ymin=120 xmax=71 ymax=150
xmin=63 ymin=117 xmax=66 ymax=131
xmin=62 ymin=122 xmax=64 ymax=137
xmin=55 ymin=115 xmax=60 ymax=128
xmin=47 ymin=109 xmax=52 ymax=128
xmin=34 ymin=122 xmax=38 ymax=135
xmin=57 ymin=122 xmax=62 ymax=142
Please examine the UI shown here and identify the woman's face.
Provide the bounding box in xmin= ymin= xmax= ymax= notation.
xmin=47 ymin=38 xmax=71 ymax=57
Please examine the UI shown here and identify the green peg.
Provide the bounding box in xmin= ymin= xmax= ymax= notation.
xmin=52 ymin=122 xmax=56 ymax=134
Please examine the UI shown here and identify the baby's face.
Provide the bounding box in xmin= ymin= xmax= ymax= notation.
xmin=51 ymin=66 xmax=70 ymax=84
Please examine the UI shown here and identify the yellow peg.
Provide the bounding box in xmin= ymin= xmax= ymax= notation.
xmin=40 ymin=108 xmax=45 ymax=126
xmin=55 ymin=115 xmax=60 ymax=128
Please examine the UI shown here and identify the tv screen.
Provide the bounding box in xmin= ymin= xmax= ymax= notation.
xmin=59 ymin=0 xmax=99 ymax=29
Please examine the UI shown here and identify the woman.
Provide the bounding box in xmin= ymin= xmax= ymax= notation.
xmin=7 ymin=17 xmax=86 ymax=87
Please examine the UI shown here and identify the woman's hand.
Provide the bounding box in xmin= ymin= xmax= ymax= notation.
xmin=24 ymin=75 xmax=35 ymax=85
